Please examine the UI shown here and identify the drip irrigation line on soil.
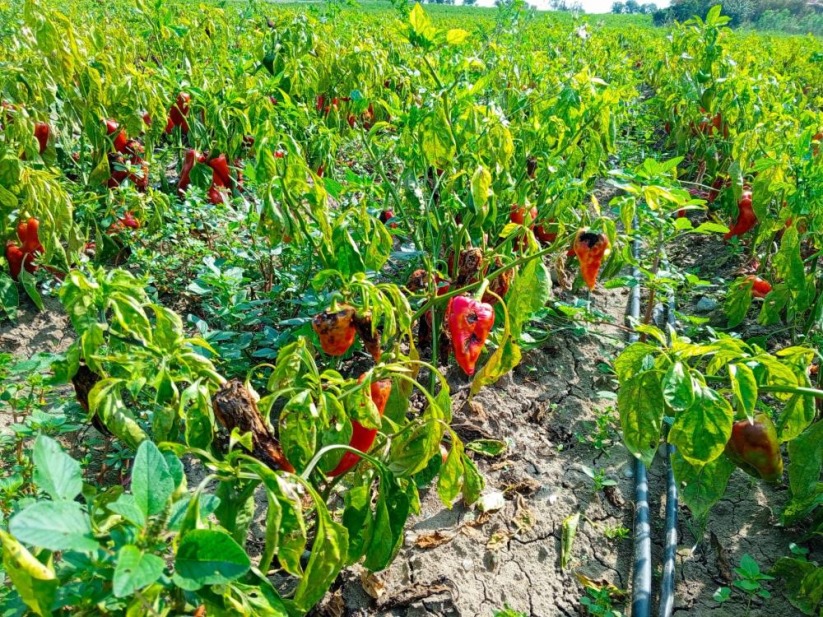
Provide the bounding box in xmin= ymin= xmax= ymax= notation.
xmin=659 ymin=288 xmax=679 ymax=617
xmin=629 ymin=231 xmax=652 ymax=617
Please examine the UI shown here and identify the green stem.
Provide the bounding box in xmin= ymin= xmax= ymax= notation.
xmin=300 ymin=444 xmax=384 ymax=481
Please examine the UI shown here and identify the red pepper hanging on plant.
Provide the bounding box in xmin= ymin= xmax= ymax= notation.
xmin=573 ymin=229 xmax=611 ymax=290
xmin=447 ymin=286 xmax=495 ymax=376
xmin=34 ymin=122 xmax=50 ymax=154
xmin=327 ymin=375 xmax=392 ymax=477
xmin=745 ymin=275 xmax=771 ymax=298
xmin=724 ymin=413 xmax=783 ymax=482
xmin=312 ymin=303 xmax=358 ymax=356
xmin=724 ymin=189 xmax=756 ymax=240
xmin=6 ymin=217 xmax=43 ymax=280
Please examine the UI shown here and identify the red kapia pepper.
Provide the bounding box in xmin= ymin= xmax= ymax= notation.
xmin=724 ymin=413 xmax=783 ymax=482
xmin=34 ymin=122 xmax=50 ymax=154
xmin=6 ymin=218 xmax=43 ymax=280
xmin=327 ymin=375 xmax=391 ymax=477
xmin=312 ymin=304 xmax=358 ymax=356
xmin=725 ymin=189 xmax=756 ymax=240
xmin=573 ymin=229 xmax=611 ymax=290
xmin=165 ymin=92 xmax=191 ymax=134
xmin=447 ymin=294 xmax=495 ymax=376
xmin=178 ymin=148 xmax=206 ymax=195
xmin=105 ymin=119 xmax=129 ymax=153
xmin=745 ymin=275 xmax=772 ymax=298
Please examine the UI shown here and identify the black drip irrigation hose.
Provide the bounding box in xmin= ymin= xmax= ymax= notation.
xmin=629 ymin=248 xmax=680 ymax=617
xmin=659 ymin=290 xmax=679 ymax=617
xmin=629 ymin=232 xmax=652 ymax=617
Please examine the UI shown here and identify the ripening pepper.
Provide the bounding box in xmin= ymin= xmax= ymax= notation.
xmin=510 ymin=204 xmax=537 ymax=226
xmin=5 ymin=243 xmax=25 ymax=280
xmin=447 ymin=294 xmax=495 ymax=376
xmin=745 ymin=275 xmax=772 ymax=298
xmin=724 ymin=413 xmax=783 ymax=482
xmin=105 ymin=119 xmax=129 ymax=153
xmin=327 ymin=375 xmax=392 ymax=477
xmin=534 ymin=220 xmax=558 ymax=244
xmin=178 ymin=149 xmax=206 ymax=195
xmin=34 ymin=122 xmax=49 ymax=154
xmin=17 ymin=218 xmax=43 ymax=254
xmin=312 ymin=304 xmax=357 ymax=356
xmin=6 ymin=217 xmax=43 ymax=280
xmin=166 ymin=93 xmax=191 ymax=134
xmin=573 ymin=229 xmax=611 ymax=290
xmin=724 ymin=190 xmax=756 ymax=240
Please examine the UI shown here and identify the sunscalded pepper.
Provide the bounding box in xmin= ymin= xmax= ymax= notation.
xmin=573 ymin=229 xmax=611 ymax=290
xmin=447 ymin=294 xmax=495 ymax=376
xmin=724 ymin=189 xmax=756 ymax=240
xmin=312 ymin=304 xmax=357 ymax=356
xmin=353 ymin=310 xmax=382 ymax=363
xmin=327 ymin=375 xmax=391 ymax=477
xmin=724 ymin=413 xmax=783 ymax=482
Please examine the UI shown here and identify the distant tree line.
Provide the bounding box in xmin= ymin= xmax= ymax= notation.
xmin=612 ymin=1 xmax=658 ymax=13
xmin=643 ymin=0 xmax=823 ymax=33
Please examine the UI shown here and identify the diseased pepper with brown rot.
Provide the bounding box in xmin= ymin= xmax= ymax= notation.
xmin=724 ymin=413 xmax=783 ymax=482
xmin=312 ymin=304 xmax=357 ymax=356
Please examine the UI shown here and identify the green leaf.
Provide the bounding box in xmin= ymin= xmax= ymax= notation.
xmin=131 ymin=440 xmax=174 ymax=519
xmin=461 ymin=455 xmax=484 ymax=505
xmin=279 ymin=390 xmax=318 ymax=474
xmin=0 ymin=273 xmax=19 ymax=320
xmin=32 ymin=435 xmax=82 ymax=502
xmin=778 ymin=393 xmax=816 ymax=443
xmin=507 ymin=259 xmax=551 ymax=340
xmin=408 ymin=3 xmax=436 ymax=47
xmin=108 ymin=494 xmax=146 ymax=528
xmin=470 ymin=165 xmax=491 ymax=213
xmin=466 ymin=439 xmax=507 ymax=458
xmin=561 ymin=512 xmax=580 ymax=570
xmin=471 ymin=300 xmax=521 ymax=395
xmin=613 ymin=342 xmax=658 ymax=382
xmin=671 ymin=451 xmax=735 ymax=520
xmin=292 ymin=490 xmax=348 ymax=611
xmin=9 ymin=501 xmax=98 ymax=552
xmin=437 ymin=439 xmax=464 ymax=507
xmin=725 ymin=281 xmax=752 ymax=328
xmin=421 ymin=106 xmax=456 ymax=170
xmin=0 ymin=529 xmax=57 ymax=617
xmin=389 ymin=419 xmax=443 ymax=477
xmin=112 ymin=545 xmax=165 ymax=598
xmin=363 ymin=477 xmax=410 ymax=572
xmin=669 ymin=386 xmax=733 ymax=464
xmin=341 ymin=483 xmax=373 ymax=565
xmin=173 ymin=529 xmax=251 ymax=589
xmin=661 ymin=362 xmax=694 ymax=412
xmin=618 ymin=371 xmax=664 ymax=467
xmin=19 ymin=268 xmax=44 ymax=311
xmin=784 ymin=420 xmax=823 ymax=524
xmin=88 ymin=378 xmax=147 ymax=449
xmin=445 ymin=28 xmax=469 ymax=45
xmin=728 ymin=363 xmax=757 ymax=418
